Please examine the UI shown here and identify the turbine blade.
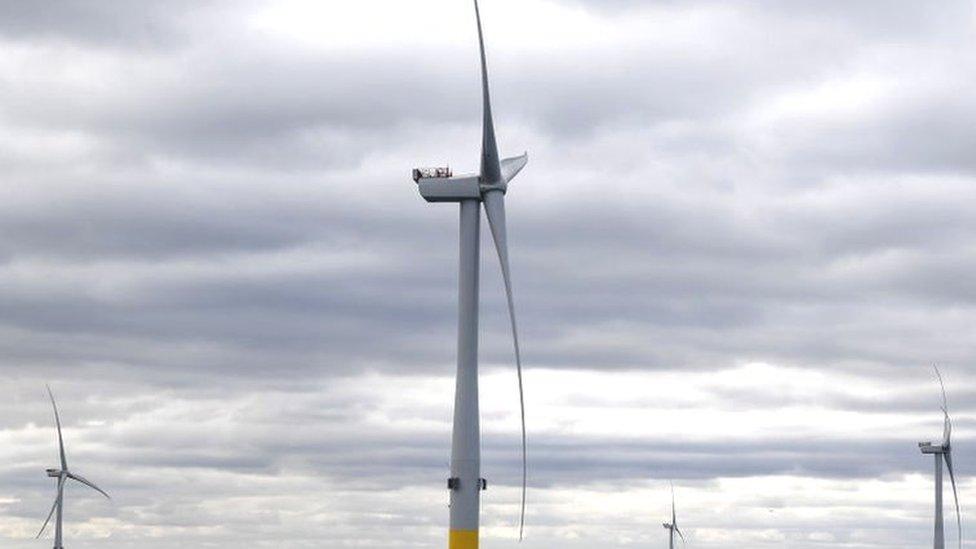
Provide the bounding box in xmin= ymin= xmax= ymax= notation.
xmin=944 ymin=412 xmax=952 ymax=449
xmin=67 ymin=472 xmax=111 ymax=500
xmin=501 ymin=153 xmax=529 ymax=184
xmin=934 ymin=366 xmax=951 ymax=446
xmin=671 ymin=481 xmax=676 ymax=523
xmin=46 ymin=386 xmax=67 ymax=471
xmin=473 ymin=0 xmax=501 ymax=184
xmin=945 ymin=452 xmax=962 ymax=549
xmin=483 ymin=189 xmax=527 ymax=541
xmin=934 ymin=365 xmax=948 ymax=412
xmin=675 ymin=525 xmax=686 ymax=543
xmin=36 ymin=477 xmax=63 ymax=539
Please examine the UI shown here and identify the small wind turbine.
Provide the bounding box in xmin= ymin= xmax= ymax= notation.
xmin=918 ymin=366 xmax=962 ymax=549
xmin=37 ymin=386 xmax=110 ymax=549
xmin=411 ymin=0 xmax=528 ymax=546
xmin=662 ymin=482 xmax=685 ymax=549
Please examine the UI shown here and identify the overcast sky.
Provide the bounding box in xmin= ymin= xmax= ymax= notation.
xmin=1 ymin=0 xmax=975 ymax=547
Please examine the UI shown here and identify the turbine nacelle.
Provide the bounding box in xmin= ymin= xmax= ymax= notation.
xmin=919 ymin=442 xmax=947 ymax=454
xmin=45 ymin=469 xmax=62 ymax=478
xmin=413 ymin=153 xmax=526 ymax=203
xmin=415 ymin=173 xmax=481 ymax=203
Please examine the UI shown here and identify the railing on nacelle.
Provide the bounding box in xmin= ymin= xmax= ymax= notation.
xmin=412 ymin=166 xmax=453 ymax=182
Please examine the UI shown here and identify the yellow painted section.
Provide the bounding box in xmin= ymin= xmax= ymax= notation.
xmin=449 ymin=530 xmax=478 ymax=549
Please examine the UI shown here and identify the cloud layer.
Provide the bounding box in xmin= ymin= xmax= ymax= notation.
xmin=1 ymin=0 xmax=975 ymax=547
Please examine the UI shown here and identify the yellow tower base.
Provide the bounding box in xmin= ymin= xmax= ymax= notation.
xmin=449 ymin=530 xmax=478 ymax=549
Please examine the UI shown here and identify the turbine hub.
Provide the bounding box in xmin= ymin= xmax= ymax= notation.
xmin=479 ymin=180 xmax=507 ymax=193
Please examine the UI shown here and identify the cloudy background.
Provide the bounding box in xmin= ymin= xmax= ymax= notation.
xmin=0 ymin=0 xmax=974 ymax=547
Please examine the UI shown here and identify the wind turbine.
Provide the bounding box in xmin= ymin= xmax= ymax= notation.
xmin=37 ymin=386 xmax=110 ymax=549
xmin=918 ymin=366 xmax=962 ymax=549
xmin=411 ymin=0 xmax=528 ymax=547
xmin=662 ymin=482 xmax=685 ymax=549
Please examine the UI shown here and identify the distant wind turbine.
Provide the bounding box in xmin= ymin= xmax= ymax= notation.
xmin=411 ymin=0 xmax=528 ymax=546
xmin=662 ymin=482 xmax=685 ymax=549
xmin=918 ymin=366 xmax=962 ymax=549
xmin=37 ymin=386 xmax=110 ymax=549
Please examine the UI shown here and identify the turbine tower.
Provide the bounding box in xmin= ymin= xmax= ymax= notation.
xmin=918 ymin=366 xmax=962 ymax=549
xmin=411 ymin=1 xmax=527 ymax=547
xmin=662 ymin=483 xmax=685 ymax=549
xmin=37 ymin=386 xmax=110 ymax=549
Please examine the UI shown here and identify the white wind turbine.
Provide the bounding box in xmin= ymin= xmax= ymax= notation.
xmin=662 ymin=482 xmax=685 ymax=549
xmin=411 ymin=0 xmax=528 ymax=546
xmin=37 ymin=386 xmax=110 ymax=549
xmin=918 ymin=366 xmax=962 ymax=549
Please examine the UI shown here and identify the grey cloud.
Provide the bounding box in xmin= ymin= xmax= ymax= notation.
xmin=0 ymin=0 xmax=225 ymax=49
xmin=1 ymin=0 xmax=976 ymax=547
